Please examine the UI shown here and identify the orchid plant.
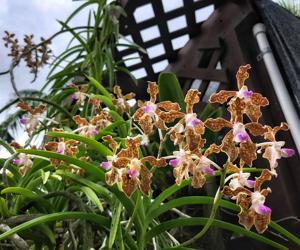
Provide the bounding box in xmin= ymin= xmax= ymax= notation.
xmin=0 ymin=64 xmax=298 ymax=249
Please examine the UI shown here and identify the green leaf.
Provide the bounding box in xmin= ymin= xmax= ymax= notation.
xmin=0 ymin=198 xmax=10 ymax=218
xmin=146 ymin=218 xmax=288 ymax=250
xmin=56 ymin=170 xmax=111 ymax=201
xmin=158 ymin=72 xmax=185 ymax=112
xmin=81 ymin=186 xmax=104 ymax=212
xmin=92 ymin=94 xmax=116 ymax=110
xmin=47 ymin=131 xmax=112 ymax=156
xmin=109 ymin=110 xmax=127 ymax=137
xmin=0 ymin=212 xmax=110 ymax=241
xmin=108 ymin=201 xmax=122 ymax=249
xmin=16 ymin=149 xmax=105 ymax=180
xmin=87 ymin=75 xmax=111 ymax=99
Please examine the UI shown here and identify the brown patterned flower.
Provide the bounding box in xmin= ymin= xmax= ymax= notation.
xmin=44 ymin=132 xmax=80 ymax=166
xmin=209 ymin=65 xmax=269 ymax=123
xmin=112 ymin=85 xmax=136 ymax=113
xmin=259 ymin=123 xmax=295 ymax=175
xmin=133 ymin=82 xmax=184 ymax=136
xmin=73 ymin=111 xmax=112 ymax=137
xmin=205 ymin=118 xmax=267 ymax=166
xmin=168 ymin=89 xmax=205 ymax=151
xmin=223 ymin=169 xmax=273 ymax=233
xmin=69 ymin=83 xmax=88 ymax=105
xmin=100 ymin=135 xmax=166 ymax=197
xmin=17 ymin=102 xmax=46 ymax=135
xmin=168 ymin=145 xmax=219 ymax=188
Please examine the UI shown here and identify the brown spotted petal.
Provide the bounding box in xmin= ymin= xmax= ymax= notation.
xmin=159 ymin=110 xmax=184 ymax=123
xmin=228 ymin=97 xmax=245 ymax=123
xmin=122 ymin=172 xmax=138 ymax=197
xmin=254 ymin=169 xmax=273 ymax=192
xmin=209 ymin=90 xmax=236 ymax=104
xmin=264 ymin=122 xmax=289 ymax=141
xmin=142 ymin=156 xmax=166 ymax=167
xmin=204 ymin=144 xmax=220 ymax=157
xmin=245 ymin=123 xmax=267 ymax=136
xmin=106 ymin=168 xmax=120 ymax=186
xmin=236 ymin=64 xmax=251 ymax=89
xmin=147 ymin=82 xmax=159 ymax=102
xmin=225 ymin=162 xmax=240 ymax=174
xmin=238 ymin=209 xmax=255 ymax=231
xmin=239 ymin=140 xmax=257 ymax=166
xmin=245 ymin=103 xmax=262 ymax=122
xmin=157 ymin=101 xmax=180 ymax=111
xmin=44 ymin=141 xmax=58 ymax=152
xmin=73 ymin=115 xmax=89 ymax=126
xmin=138 ymin=114 xmax=153 ymax=135
xmin=133 ymin=107 xmax=145 ymax=122
xmin=221 ymin=131 xmax=239 ymax=162
xmin=139 ymin=165 xmax=153 ymax=196
xmin=222 ymin=186 xmax=252 ymax=197
xmin=205 ymin=118 xmax=232 ymax=132
xmin=254 ymin=213 xmax=271 ymax=234
xmin=113 ymin=157 xmax=130 ymax=168
xmin=185 ymin=128 xmax=205 ymax=152
xmin=185 ymin=89 xmax=200 ymax=113
xmin=191 ymin=168 xmax=206 ymax=188
xmin=17 ymin=102 xmax=33 ymax=113
xmin=102 ymin=135 xmax=118 ymax=152
xmin=251 ymin=93 xmax=269 ymax=107
xmin=32 ymin=104 xmax=46 ymax=115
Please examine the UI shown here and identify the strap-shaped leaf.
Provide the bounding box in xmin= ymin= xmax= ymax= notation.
xmin=47 ymin=131 xmax=112 ymax=156
xmin=146 ymin=218 xmax=288 ymax=250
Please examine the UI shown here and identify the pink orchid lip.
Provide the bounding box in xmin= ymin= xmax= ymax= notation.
xmin=187 ymin=118 xmax=201 ymax=128
xmin=281 ymin=148 xmax=295 ymax=157
xmin=256 ymin=204 xmax=272 ymax=215
xmin=20 ymin=117 xmax=29 ymax=125
xmin=90 ymin=129 xmax=98 ymax=136
xmin=246 ymin=179 xmax=256 ymax=188
xmin=100 ymin=161 xmax=111 ymax=170
xmin=234 ymin=132 xmax=249 ymax=143
xmin=127 ymin=168 xmax=138 ymax=178
xmin=56 ymin=149 xmax=65 ymax=154
xmin=143 ymin=104 xmax=155 ymax=113
xmin=13 ymin=159 xmax=21 ymax=165
xmin=202 ymin=166 xmax=215 ymax=175
xmin=241 ymin=90 xmax=253 ymax=99
xmin=169 ymin=158 xmax=180 ymax=167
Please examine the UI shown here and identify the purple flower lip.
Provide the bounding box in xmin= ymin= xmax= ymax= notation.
xmin=100 ymin=161 xmax=111 ymax=170
xmin=281 ymin=148 xmax=295 ymax=157
xmin=257 ymin=204 xmax=272 ymax=215
xmin=20 ymin=117 xmax=29 ymax=125
xmin=187 ymin=118 xmax=201 ymax=128
xmin=169 ymin=158 xmax=180 ymax=167
xmin=127 ymin=168 xmax=138 ymax=178
xmin=13 ymin=159 xmax=21 ymax=165
xmin=143 ymin=104 xmax=155 ymax=113
xmin=241 ymin=90 xmax=253 ymax=99
xmin=246 ymin=179 xmax=256 ymax=188
xmin=202 ymin=166 xmax=215 ymax=175
xmin=91 ymin=129 xmax=98 ymax=136
xmin=56 ymin=149 xmax=65 ymax=154
xmin=235 ymin=132 xmax=249 ymax=143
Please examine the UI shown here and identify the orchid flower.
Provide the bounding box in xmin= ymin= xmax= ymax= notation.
xmin=133 ymin=82 xmax=184 ymax=136
xmin=17 ymin=102 xmax=46 ymax=135
xmin=13 ymin=153 xmax=33 ymax=175
xmin=100 ymin=135 xmax=166 ymax=197
xmin=223 ymin=169 xmax=273 ymax=233
xmin=112 ymin=85 xmax=136 ymax=113
xmin=73 ymin=112 xmax=112 ymax=137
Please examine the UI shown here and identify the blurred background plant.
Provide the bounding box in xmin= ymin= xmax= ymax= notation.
xmin=277 ymin=0 xmax=300 ymax=17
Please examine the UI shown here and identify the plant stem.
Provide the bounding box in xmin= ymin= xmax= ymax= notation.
xmin=179 ymin=163 xmax=227 ymax=247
